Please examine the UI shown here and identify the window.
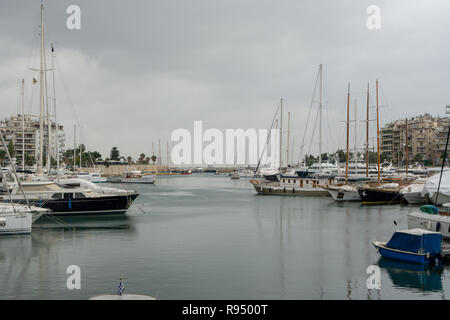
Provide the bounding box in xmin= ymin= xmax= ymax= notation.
xmin=74 ymin=193 xmax=86 ymax=199
xmin=51 ymin=193 xmax=63 ymax=199
xmin=63 ymin=193 xmax=73 ymax=199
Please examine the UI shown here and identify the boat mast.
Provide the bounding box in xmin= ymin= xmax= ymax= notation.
xmin=38 ymin=2 xmax=45 ymax=173
xmin=45 ymin=39 xmax=51 ymax=175
xmin=366 ymin=83 xmax=369 ymax=177
xmin=318 ymin=64 xmax=323 ymax=173
xmin=21 ymin=79 xmax=25 ymax=169
xmin=287 ymin=111 xmax=290 ymax=167
xmin=376 ymin=79 xmax=380 ymax=182
xmin=354 ymin=99 xmax=357 ymax=175
xmin=405 ymin=117 xmax=408 ymax=177
xmin=279 ymin=98 xmax=283 ymax=169
xmin=51 ymin=43 xmax=59 ymax=182
xmin=73 ymin=124 xmax=76 ymax=171
xmin=345 ymin=83 xmax=350 ymax=182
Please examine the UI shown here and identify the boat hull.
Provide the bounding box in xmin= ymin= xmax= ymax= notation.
xmin=373 ymin=242 xmax=429 ymax=264
xmin=251 ymin=183 xmax=329 ymax=196
xmin=402 ymin=191 xmax=426 ymax=204
xmin=358 ymin=188 xmax=403 ymax=204
xmin=11 ymin=194 xmax=138 ymax=217
xmin=327 ymin=189 xmax=361 ymax=202
xmin=0 ymin=212 xmax=32 ymax=235
xmin=407 ymin=211 xmax=450 ymax=239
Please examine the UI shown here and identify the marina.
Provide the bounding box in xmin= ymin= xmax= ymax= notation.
xmin=0 ymin=0 xmax=450 ymax=307
xmin=3 ymin=174 xmax=450 ymax=300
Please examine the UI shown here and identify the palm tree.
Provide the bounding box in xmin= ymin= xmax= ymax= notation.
xmin=151 ymin=155 xmax=157 ymax=164
xmin=127 ymin=156 xmax=132 ymax=165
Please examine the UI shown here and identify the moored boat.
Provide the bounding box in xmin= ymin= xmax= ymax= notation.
xmin=0 ymin=203 xmax=49 ymax=235
xmin=358 ymin=182 xmax=405 ymax=204
xmin=250 ymin=176 xmax=329 ymax=196
xmin=372 ymin=229 xmax=442 ymax=265
xmin=323 ymin=184 xmax=361 ymax=202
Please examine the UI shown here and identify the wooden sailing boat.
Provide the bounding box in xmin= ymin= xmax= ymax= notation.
xmin=323 ymin=83 xmax=361 ymax=202
xmin=358 ymin=80 xmax=411 ymax=204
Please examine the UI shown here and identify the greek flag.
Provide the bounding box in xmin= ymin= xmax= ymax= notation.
xmin=117 ymin=280 xmax=124 ymax=296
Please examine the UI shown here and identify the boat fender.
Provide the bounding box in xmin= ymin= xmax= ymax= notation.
xmin=436 ymin=222 xmax=441 ymax=232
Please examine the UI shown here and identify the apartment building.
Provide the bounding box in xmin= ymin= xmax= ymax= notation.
xmin=0 ymin=114 xmax=65 ymax=165
xmin=380 ymin=113 xmax=447 ymax=166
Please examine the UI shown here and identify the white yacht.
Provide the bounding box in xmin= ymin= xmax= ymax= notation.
xmin=400 ymin=179 xmax=427 ymax=204
xmin=120 ymin=170 xmax=155 ymax=184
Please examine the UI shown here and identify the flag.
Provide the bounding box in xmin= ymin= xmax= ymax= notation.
xmin=117 ymin=280 xmax=124 ymax=296
xmin=32 ymin=78 xmax=38 ymax=85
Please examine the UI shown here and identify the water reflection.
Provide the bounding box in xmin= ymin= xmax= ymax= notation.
xmin=378 ymin=258 xmax=443 ymax=292
xmin=34 ymin=214 xmax=135 ymax=231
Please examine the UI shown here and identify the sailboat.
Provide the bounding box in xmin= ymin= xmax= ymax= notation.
xmin=2 ymin=3 xmax=140 ymax=217
xmin=0 ymin=130 xmax=49 ymax=235
xmin=323 ymin=83 xmax=361 ymax=202
xmin=357 ymin=80 xmax=411 ymax=204
xmin=250 ymin=65 xmax=330 ymax=197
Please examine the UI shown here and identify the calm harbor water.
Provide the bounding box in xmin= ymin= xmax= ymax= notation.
xmin=1 ymin=174 xmax=449 ymax=299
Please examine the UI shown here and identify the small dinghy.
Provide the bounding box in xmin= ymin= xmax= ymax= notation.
xmin=372 ymin=229 xmax=442 ymax=265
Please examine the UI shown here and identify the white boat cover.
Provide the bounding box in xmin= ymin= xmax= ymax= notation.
xmin=422 ymin=170 xmax=450 ymax=198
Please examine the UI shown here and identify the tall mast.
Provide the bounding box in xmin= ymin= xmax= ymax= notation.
xmin=73 ymin=124 xmax=76 ymax=170
xmin=318 ymin=64 xmax=323 ymax=173
xmin=166 ymin=141 xmax=169 ymax=167
xmin=45 ymin=37 xmax=51 ymax=174
xmin=38 ymin=2 xmax=45 ymax=173
xmin=345 ymin=83 xmax=350 ymax=182
xmin=51 ymin=43 xmax=59 ymax=182
xmin=158 ymin=139 xmax=161 ymax=166
xmin=279 ymin=98 xmax=283 ymax=168
xmin=405 ymin=118 xmax=408 ymax=177
xmin=366 ymin=83 xmax=369 ymax=177
xmin=354 ymin=99 xmax=357 ymax=174
xmin=21 ymin=79 xmax=25 ymax=169
xmin=376 ymin=79 xmax=380 ymax=182
xmin=287 ymin=111 xmax=290 ymax=167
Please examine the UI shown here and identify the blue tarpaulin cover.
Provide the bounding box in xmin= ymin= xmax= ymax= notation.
xmin=386 ymin=229 xmax=442 ymax=256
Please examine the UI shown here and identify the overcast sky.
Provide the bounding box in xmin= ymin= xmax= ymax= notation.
xmin=0 ymin=0 xmax=449 ymax=163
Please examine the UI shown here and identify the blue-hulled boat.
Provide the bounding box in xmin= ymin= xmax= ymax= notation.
xmin=372 ymin=229 xmax=442 ymax=265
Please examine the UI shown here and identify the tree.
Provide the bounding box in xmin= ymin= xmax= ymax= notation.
xmin=413 ymin=153 xmax=424 ymax=162
xmin=7 ymin=141 xmax=14 ymax=157
xmin=138 ymin=153 xmax=146 ymax=164
xmin=144 ymin=156 xmax=150 ymax=164
xmin=127 ymin=156 xmax=132 ymax=164
xmin=24 ymin=154 xmax=35 ymax=166
xmin=110 ymin=147 xmax=120 ymax=161
xmin=336 ymin=149 xmax=346 ymax=163
xmin=380 ymin=152 xmax=391 ymax=163
xmin=151 ymin=155 xmax=157 ymax=164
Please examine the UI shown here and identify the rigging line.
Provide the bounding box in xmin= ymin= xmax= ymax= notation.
xmin=253 ymin=104 xmax=280 ymax=176
xmin=55 ymin=56 xmax=98 ymax=168
xmin=306 ymin=99 xmax=321 ymax=160
xmin=297 ymin=69 xmax=320 ymax=164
